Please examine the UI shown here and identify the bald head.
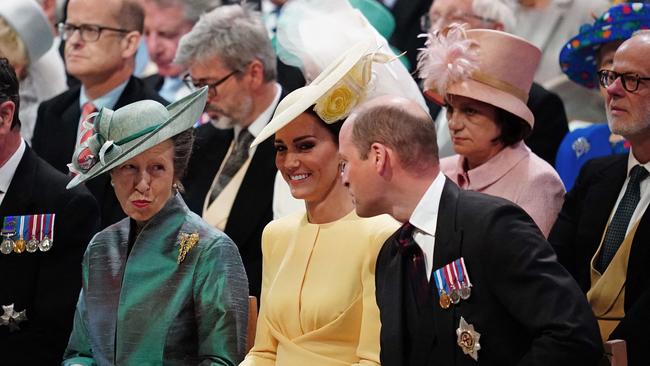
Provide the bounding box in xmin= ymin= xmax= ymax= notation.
xmin=345 ymin=95 xmax=438 ymax=171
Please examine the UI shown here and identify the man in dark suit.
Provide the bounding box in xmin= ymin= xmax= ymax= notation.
xmin=0 ymin=58 xmax=100 ymax=365
xmin=549 ymin=32 xmax=650 ymax=365
xmin=32 ymin=0 xmax=166 ymax=229
xmin=425 ymin=0 xmax=568 ymax=165
xmin=339 ymin=95 xmax=602 ymax=365
xmin=175 ymin=5 xmax=288 ymax=298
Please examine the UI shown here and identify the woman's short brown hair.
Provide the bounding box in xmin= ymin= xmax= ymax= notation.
xmin=170 ymin=129 xmax=195 ymax=191
xmin=493 ymin=108 xmax=532 ymax=147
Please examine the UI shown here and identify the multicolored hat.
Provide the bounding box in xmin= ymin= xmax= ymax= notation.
xmin=559 ymin=2 xmax=650 ymax=89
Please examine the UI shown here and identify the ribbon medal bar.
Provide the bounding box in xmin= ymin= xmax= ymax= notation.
xmin=434 ymin=267 xmax=451 ymax=309
xmin=1 ymin=216 xmax=16 ymax=254
xmin=0 ymin=214 xmax=55 ymax=254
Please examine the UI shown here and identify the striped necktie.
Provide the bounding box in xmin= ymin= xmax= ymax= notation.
xmin=207 ymin=129 xmax=255 ymax=205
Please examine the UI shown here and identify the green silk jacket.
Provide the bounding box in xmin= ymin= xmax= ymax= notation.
xmin=63 ymin=194 xmax=249 ymax=365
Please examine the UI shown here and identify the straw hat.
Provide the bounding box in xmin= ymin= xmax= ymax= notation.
xmin=251 ymin=0 xmax=426 ymax=148
xmin=0 ymin=0 xmax=53 ymax=63
xmin=560 ymin=2 xmax=650 ymax=89
xmin=67 ymin=87 xmax=208 ymax=189
xmin=418 ymin=26 xmax=540 ymax=127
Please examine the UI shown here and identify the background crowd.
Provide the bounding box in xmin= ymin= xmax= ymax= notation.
xmin=0 ymin=0 xmax=649 ymax=365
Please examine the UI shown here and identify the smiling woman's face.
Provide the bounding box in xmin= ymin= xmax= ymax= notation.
xmin=110 ymin=139 xmax=175 ymax=224
xmin=273 ymin=112 xmax=341 ymax=204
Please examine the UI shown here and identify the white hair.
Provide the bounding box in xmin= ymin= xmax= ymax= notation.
xmin=472 ymin=0 xmax=518 ymax=33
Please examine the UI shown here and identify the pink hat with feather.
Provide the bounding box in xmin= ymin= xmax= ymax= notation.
xmin=418 ymin=26 xmax=540 ymax=127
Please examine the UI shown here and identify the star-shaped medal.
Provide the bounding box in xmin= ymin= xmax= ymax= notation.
xmin=456 ymin=316 xmax=481 ymax=361
xmin=1 ymin=304 xmax=27 ymax=332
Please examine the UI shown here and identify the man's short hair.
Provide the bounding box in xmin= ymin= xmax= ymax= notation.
xmin=350 ymin=99 xmax=438 ymax=170
xmin=0 ymin=58 xmax=20 ymax=129
xmin=118 ymin=0 xmax=145 ymax=33
xmin=175 ymin=4 xmax=277 ymax=82
xmin=145 ymin=0 xmax=222 ymax=23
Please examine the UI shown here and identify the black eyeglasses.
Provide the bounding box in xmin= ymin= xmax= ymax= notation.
xmin=597 ymin=69 xmax=650 ymax=92
xmin=58 ymin=22 xmax=131 ymax=42
xmin=183 ymin=70 xmax=239 ymax=96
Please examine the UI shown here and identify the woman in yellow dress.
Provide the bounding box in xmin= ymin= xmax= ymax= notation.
xmin=239 ymin=31 xmax=424 ymax=365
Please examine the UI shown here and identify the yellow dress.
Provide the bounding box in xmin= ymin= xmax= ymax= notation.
xmin=240 ymin=210 xmax=399 ymax=366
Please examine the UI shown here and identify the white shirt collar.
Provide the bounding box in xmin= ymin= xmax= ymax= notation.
xmin=0 ymin=139 xmax=26 ymax=195
xmin=234 ymin=83 xmax=282 ymax=139
xmin=409 ymin=171 xmax=446 ymax=236
xmin=627 ymin=148 xmax=650 ymax=175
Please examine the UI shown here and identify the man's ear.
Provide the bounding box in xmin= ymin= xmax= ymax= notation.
xmin=246 ymin=59 xmax=265 ymax=89
xmin=121 ymin=31 xmax=141 ymax=59
xmin=370 ymin=142 xmax=389 ymax=175
xmin=0 ymin=100 xmax=16 ymax=134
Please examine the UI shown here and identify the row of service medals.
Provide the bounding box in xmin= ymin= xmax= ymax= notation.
xmin=433 ymin=257 xmax=472 ymax=309
xmin=433 ymin=257 xmax=480 ymax=361
xmin=0 ymin=214 xmax=55 ymax=254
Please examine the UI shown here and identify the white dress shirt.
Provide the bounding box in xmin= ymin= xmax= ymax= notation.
xmin=408 ymin=171 xmax=446 ymax=280
xmin=0 ymin=139 xmax=26 ymax=206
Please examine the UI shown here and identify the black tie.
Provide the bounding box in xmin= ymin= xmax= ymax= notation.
xmin=598 ymin=165 xmax=649 ymax=272
xmin=397 ymin=222 xmax=429 ymax=306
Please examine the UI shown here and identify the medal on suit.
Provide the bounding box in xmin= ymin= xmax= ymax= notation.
xmin=458 ymin=257 xmax=472 ymax=300
xmin=26 ymin=214 xmax=42 ymax=253
xmin=38 ymin=214 xmax=55 ymax=252
xmin=0 ymin=303 xmax=27 ymax=332
xmin=456 ymin=316 xmax=481 ymax=361
xmin=0 ymin=216 xmax=16 ymax=255
xmin=434 ymin=267 xmax=451 ymax=309
xmin=13 ymin=216 xmax=27 ymax=253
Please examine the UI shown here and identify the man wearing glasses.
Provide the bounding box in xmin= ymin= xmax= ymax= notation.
xmin=175 ymin=5 xmax=287 ymax=299
xmin=549 ymin=31 xmax=650 ymax=365
xmin=424 ymin=0 xmax=568 ymax=167
xmin=31 ymin=0 xmax=166 ymax=229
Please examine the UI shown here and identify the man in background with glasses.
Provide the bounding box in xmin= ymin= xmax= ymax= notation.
xmin=424 ymin=0 xmax=568 ymax=167
xmin=549 ymin=31 xmax=650 ymax=365
xmin=175 ymin=4 xmax=287 ymax=299
xmin=31 ymin=0 xmax=166 ymax=229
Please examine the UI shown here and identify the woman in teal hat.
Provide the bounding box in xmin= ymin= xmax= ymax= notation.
xmin=555 ymin=2 xmax=650 ymax=190
xmin=62 ymin=88 xmax=249 ymax=365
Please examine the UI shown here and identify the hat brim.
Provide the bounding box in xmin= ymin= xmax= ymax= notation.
xmin=447 ymin=79 xmax=534 ymax=128
xmin=66 ymin=87 xmax=208 ymax=189
xmin=560 ymin=5 xmax=650 ymax=89
xmin=250 ymin=40 xmax=372 ymax=148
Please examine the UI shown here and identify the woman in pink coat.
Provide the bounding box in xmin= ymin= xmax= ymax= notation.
xmin=418 ymin=26 xmax=565 ymax=237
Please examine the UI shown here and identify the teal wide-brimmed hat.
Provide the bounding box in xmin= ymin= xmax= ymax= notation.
xmin=66 ymin=87 xmax=208 ymax=189
xmin=560 ymin=2 xmax=650 ymax=89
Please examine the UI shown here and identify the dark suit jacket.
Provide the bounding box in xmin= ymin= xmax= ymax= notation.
xmin=525 ymin=82 xmax=569 ymax=165
xmin=0 ymin=146 xmax=100 ymax=365
xmin=31 ymin=76 xmax=167 ymax=229
xmin=386 ymin=0 xmax=433 ymax=71
xmin=549 ymin=154 xmax=650 ymax=365
xmin=182 ymin=124 xmax=277 ymax=298
xmin=376 ymin=179 xmax=602 ymax=366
